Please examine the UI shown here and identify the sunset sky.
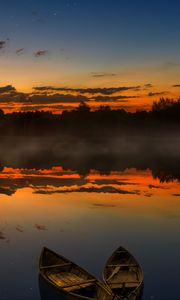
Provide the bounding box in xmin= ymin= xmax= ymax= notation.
xmin=0 ymin=0 xmax=180 ymax=113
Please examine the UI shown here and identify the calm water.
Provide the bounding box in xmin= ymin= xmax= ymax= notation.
xmin=0 ymin=137 xmax=180 ymax=300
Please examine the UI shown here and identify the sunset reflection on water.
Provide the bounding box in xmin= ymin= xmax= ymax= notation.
xmin=0 ymin=166 xmax=180 ymax=300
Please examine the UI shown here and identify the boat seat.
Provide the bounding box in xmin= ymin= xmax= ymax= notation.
xmin=40 ymin=262 xmax=71 ymax=269
xmin=110 ymin=280 xmax=139 ymax=288
xmin=64 ymin=279 xmax=96 ymax=292
xmin=108 ymin=264 xmax=137 ymax=267
xmin=63 ymin=278 xmax=96 ymax=288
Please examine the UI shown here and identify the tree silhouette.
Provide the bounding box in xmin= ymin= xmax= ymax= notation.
xmin=0 ymin=98 xmax=180 ymax=136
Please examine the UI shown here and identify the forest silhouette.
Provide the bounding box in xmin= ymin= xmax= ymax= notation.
xmin=0 ymin=98 xmax=180 ymax=136
xmin=0 ymin=97 xmax=180 ymax=186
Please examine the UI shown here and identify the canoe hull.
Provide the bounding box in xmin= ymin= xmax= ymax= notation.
xmin=103 ymin=246 xmax=144 ymax=300
xmin=39 ymin=247 xmax=115 ymax=300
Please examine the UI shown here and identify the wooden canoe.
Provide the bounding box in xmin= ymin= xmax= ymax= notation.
xmin=103 ymin=246 xmax=144 ymax=300
xmin=39 ymin=247 xmax=118 ymax=300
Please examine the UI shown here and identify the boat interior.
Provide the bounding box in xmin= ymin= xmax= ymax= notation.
xmin=41 ymin=251 xmax=113 ymax=300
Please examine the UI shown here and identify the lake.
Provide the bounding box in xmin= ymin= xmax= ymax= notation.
xmin=0 ymin=137 xmax=180 ymax=300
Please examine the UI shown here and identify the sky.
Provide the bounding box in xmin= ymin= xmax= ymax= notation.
xmin=0 ymin=0 xmax=180 ymax=113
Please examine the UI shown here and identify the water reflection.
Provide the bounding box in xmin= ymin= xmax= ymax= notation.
xmin=0 ymin=138 xmax=180 ymax=300
xmin=39 ymin=276 xmax=68 ymax=300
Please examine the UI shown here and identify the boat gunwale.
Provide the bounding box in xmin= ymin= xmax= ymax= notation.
xmin=102 ymin=246 xmax=144 ymax=299
xmin=39 ymin=247 xmax=113 ymax=300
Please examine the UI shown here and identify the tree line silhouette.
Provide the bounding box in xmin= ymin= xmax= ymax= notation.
xmin=0 ymin=98 xmax=180 ymax=136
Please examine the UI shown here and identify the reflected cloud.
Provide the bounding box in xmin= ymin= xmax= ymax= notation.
xmin=144 ymin=84 xmax=153 ymax=88
xmin=92 ymin=179 xmax=137 ymax=186
xmin=0 ymin=231 xmax=6 ymax=240
xmin=0 ymin=186 xmax=15 ymax=196
xmin=35 ymin=224 xmax=48 ymax=231
xmin=144 ymin=192 xmax=153 ymax=197
xmin=92 ymin=203 xmax=117 ymax=208
xmin=33 ymin=185 xmax=141 ymax=195
xmin=172 ymin=85 xmax=180 ymax=87
xmin=148 ymin=184 xmax=168 ymax=189
xmin=16 ymin=225 xmax=24 ymax=233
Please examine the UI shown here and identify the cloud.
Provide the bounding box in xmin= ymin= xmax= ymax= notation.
xmin=172 ymin=194 xmax=180 ymax=197
xmin=33 ymin=86 xmax=140 ymax=95
xmin=172 ymin=84 xmax=180 ymax=87
xmin=92 ymin=179 xmax=137 ymax=186
xmin=92 ymin=203 xmax=117 ymax=208
xmin=91 ymin=72 xmax=117 ymax=78
xmin=148 ymin=91 xmax=167 ymax=97
xmin=0 ymin=85 xmax=89 ymax=105
xmin=35 ymin=224 xmax=47 ymax=231
xmin=21 ymin=104 xmax=75 ymax=111
xmin=0 ymin=85 xmax=29 ymax=103
xmin=16 ymin=225 xmax=23 ymax=233
xmin=0 ymin=85 xmax=16 ymax=94
xmin=0 ymin=186 xmax=15 ymax=196
xmin=29 ymin=93 xmax=89 ymax=104
xmin=144 ymin=84 xmax=153 ymax=88
xmin=34 ymin=50 xmax=48 ymax=57
xmin=92 ymin=95 xmax=138 ymax=102
xmin=34 ymin=185 xmax=141 ymax=195
xmin=148 ymin=184 xmax=168 ymax=189
xmin=16 ymin=48 xmax=24 ymax=55
xmin=0 ymin=40 xmax=7 ymax=50
xmin=0 ymin=231 xmax=6 ymax=240
xmin=144 ymin=192 xmax=153 ymax=197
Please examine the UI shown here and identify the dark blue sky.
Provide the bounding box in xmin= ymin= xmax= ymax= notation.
xmin=0 ymin=0 xmax=180 ymax=94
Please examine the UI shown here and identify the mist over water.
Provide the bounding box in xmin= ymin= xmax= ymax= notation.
xmin=0 ymin=136 xmax=180 ymax=300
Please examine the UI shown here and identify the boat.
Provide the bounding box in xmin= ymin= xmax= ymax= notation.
xmin=39 ymin=247 xmax=118 ymax=300
xmin=103 ymin=246 xmax=144 ymax=300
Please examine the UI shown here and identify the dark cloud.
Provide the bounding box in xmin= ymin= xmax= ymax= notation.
xmin=0 ymin=85 xmax=16 ymax=94
xmin=144 ymin=84 xmax=153 ymax=88
xmin=0 ymin=231 xmax=6 ymax=240
xmin=92 ymin=95 xmax=138 ymax=102
xmin=21 ymin=104 xmax=75 ymax=111
xmin=0 ymin=186 xmax=15 ymax=196
xmin=34 ymin=186 xmax=141 ymax=195
xmin=34 ymin=50 xmax=48 ymax=57
xmin=172 ymin=194 xmax=180 ymax=196
xmin=144 ymin=192 xmax=153 ymax=197
xmin=0 ymin=40 xmax=7 ymax=50
xmin=30 ymin=93 xmax=89 ymax=104
xmin=35 ymin=224 xmax=47 ymax=231
xmin=0 ymin=85 xmax=29 ymax=103
xmin=16 ymin=225 xmax=23 ymax=233
xmin=148 ymin=91 xmax=167 ymax=97
xmin=92 ymin=203 xmax=117 ymax=208
xmin=172 ymin=84 xmax=180 ymax=87
xmin=33 ymin=86 xmax=140 ymax=95
xmin=91 ymin=72 xmax=117 ymax=78
xmin=16 ymin=48 xmax=24 ymax=55
xmin=0 ymin=85 xmax=89 ymax=105
xmin=148 ymin=184 xmax=168 ymax=189
xmin=92 ymin=179 xmax=137 ymax=186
